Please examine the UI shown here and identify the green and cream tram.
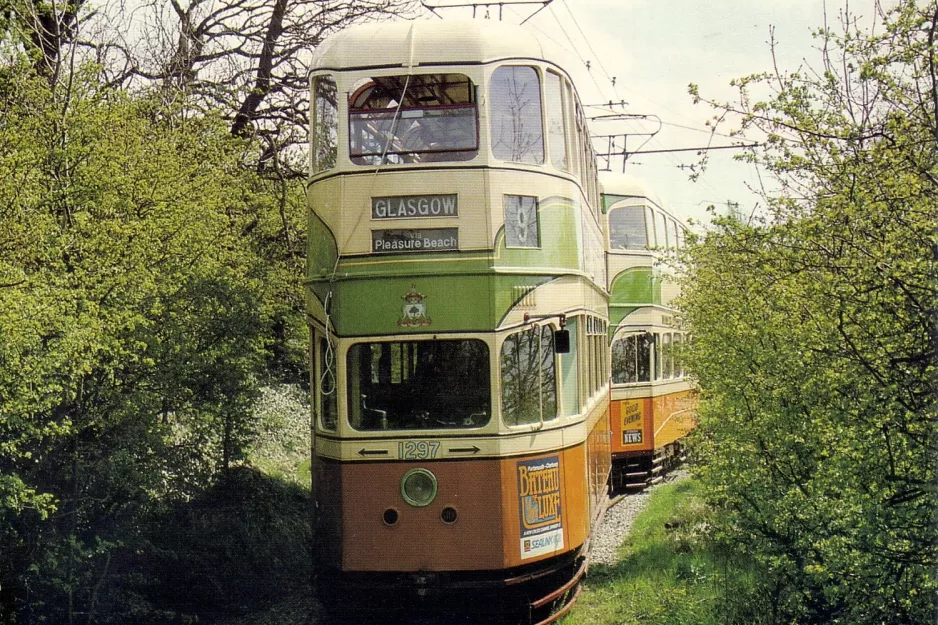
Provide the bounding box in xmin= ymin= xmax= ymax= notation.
xmin=601 ymin=172 xmax=696 ymax=489
xmin=306 ymin=19 xmax=610 ymax=622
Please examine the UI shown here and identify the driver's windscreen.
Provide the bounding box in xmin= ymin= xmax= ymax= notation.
xmin=346 ymin=340 xmax=490 ymax=430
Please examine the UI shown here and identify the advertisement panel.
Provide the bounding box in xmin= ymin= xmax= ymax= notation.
xmin=621 ymin=400 xmax=644 ymax=445
xmin=516 ymin=455 xmax=564 ymax=560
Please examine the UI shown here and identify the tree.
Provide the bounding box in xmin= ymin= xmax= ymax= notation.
xmin=0 ymin=0 xmax=422 ymax=386
xmin=1 ymin=0 xmax=419 ymax=171
xmin=0 ymin=63 xmax=273 ymax=623
xmin=681 ymin=3 xmax=937 ymax=623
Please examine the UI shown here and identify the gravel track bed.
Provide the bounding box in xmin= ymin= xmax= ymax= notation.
xmin=589 ymin=468 xmax=690 ymax=567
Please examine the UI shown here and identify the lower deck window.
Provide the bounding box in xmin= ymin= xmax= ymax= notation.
xmin=347 ymin=340 xmax=490 ymax=430
xmin=500 ymin=326 xmax=557 ymax=425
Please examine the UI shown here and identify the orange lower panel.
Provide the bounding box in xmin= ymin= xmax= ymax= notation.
xmin=610 ymin=390 xmax=696 ymax=454
xmin=653 ymin=392 xmax=696 ymax=447
xmin=314 ymin=444 xmax=592 ymax=574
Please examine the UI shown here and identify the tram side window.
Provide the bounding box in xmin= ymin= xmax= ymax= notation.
xmin=656 ymin=211 xmax=669 ymax=249
xmin=346 ymin=340 xmax=490 ymax=430
xmin=673 ymin=333 xmax=683 ymax=378
xmin=545 ymin=71 xmax=568 ymax=171
xmin=490 ymin=66 xmax=545 ymax=164
xmin=611 ymin=333 xmax=653 ymax=384
xmin=585 ymin=317 xmax=594 ymax=395
xmin=504 ymin=195 xmax=540 ymax=247
xmin=564 ymin=81 xmax=579 ymax=178
xmin=645 ymin=207 xmax=657 ymax=247
xmin=637 ymin=332 xmax=652 ymax=382
xmin=661 ymin=332 xmax=673 ymax=379
xmin=349 ymin=73 xmax=478 ymax=165
xmin=601 ymin=320 xmax=608 ymax=383
xmin=669 ymin=218 xmax=680 ymax=249
xmin=609 ymin=205 xmax=648 ymax=250
xmin=312 ymin=75 xmax=338 ymax=173
xmin=501 ymin=326 xmax=557 ymax=426
xmin=559 ymin=317 xmax=579 ymax=416
xmin=319 ymin=337 xmax=338 ymax=430
xmin=584 ymin=316 xmax=607 ymax=396
xmin=575 ymin=103 xmax=587 ymax=188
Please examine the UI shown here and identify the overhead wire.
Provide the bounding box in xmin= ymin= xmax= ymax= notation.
xmin=546 ymin=0 xmax=753 ymax=204
xmin=446 ymin=1 xmax=751 ymax=211
xmin=503 ymin=2 xmax=655 ymax=147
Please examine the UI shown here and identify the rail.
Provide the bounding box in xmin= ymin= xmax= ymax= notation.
xmin=529 ymin=556 xmax=587 ymax=625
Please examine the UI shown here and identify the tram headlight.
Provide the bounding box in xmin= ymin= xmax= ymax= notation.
xmin=400 ymin=468 xmax=438 ymax=507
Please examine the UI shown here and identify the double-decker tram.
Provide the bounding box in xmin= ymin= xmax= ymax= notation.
xmin=306 ymin=19 xmax=611 ymax=623
xmin=601 ymin=172 xmax=696 ymax=489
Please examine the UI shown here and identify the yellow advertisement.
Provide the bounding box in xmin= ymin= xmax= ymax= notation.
xmin=621 ymin=400 xmax=644 ymax=446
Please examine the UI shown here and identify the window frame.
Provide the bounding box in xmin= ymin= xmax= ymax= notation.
xmin=489 ymin=64 xmax=546 ymax=165
xmin=345 ymin=338 xmax=491 ymax=432
xmin=311 ymin=73 xmax=338 ymax=174
xmin=347 ymin=72 xmax=480 ymax=165
xmin=500 ymin=325 xmax=558 ymax=427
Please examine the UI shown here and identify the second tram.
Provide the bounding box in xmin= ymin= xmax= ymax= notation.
xmin=601 ymin=173 xmax=695 ymax=488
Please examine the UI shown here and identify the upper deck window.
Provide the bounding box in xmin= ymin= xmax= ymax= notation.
xmin=490 ymin=66 xmax=545 ymax=165
xmin=612 ymin=333 xmax=653 ymax=384
xmin=312 ymin=75 xmax=338 ymax=173
xmin=646 ymin=207 xmax=657 ymax=246
xmin=346 ymin=340 xmax=490 ymax=431
xmin=349 ymin=73 xmax=478 ymax=165
xmin=545 ymin=71 xmax=568 ymax=171
xmin=609 ymin=205 xmax=648 ymax=250
xmin=656 ymin=211 xmax=669 ymax=248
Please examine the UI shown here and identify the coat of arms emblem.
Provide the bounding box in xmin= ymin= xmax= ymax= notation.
xmin=398 ymin=284 xmax=432 ymax=327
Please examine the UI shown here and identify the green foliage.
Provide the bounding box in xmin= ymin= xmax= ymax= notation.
xmin=0 ymin=63 xmax=293 ymax=623
xmin=563 ymin=480 xmax=765 ymax=625
xmin=680 ymin=3 xmax=937 ymax=623
xmin=250 ymin=385 xmax=312 ymax=486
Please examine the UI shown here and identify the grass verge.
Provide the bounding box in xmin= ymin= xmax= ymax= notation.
xmin=562 ymin=478 xmax=764 ymax=625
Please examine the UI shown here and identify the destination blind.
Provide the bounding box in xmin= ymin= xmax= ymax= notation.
xmin=372 ymin=228 xmax=458 ymax=254
xmin=372 ymin=194 xmax=458 ymax=219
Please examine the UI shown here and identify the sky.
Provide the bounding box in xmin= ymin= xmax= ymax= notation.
xmin=419 ymin=0 xmax=890 ymax=227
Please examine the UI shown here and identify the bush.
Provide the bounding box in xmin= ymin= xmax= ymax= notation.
xmin=130 ymin=467 xmax=312 ymax=623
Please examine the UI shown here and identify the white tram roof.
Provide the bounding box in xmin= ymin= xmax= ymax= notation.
xmin=599 ymin=171 xmax=691 ymax=226
xmin=311 ymin=19 xmax=577 ymax=73
xmin=599 ymin=172 xmax=666 ymax=210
